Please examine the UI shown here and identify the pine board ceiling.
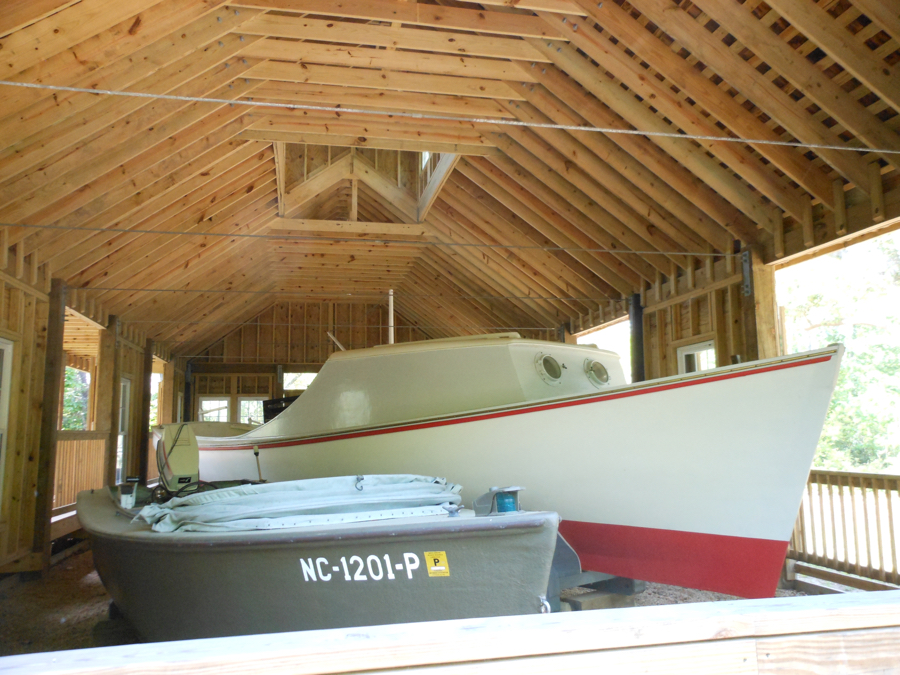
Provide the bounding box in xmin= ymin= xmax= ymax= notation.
xmin=1 ymin=0 xmax=898 ymax=356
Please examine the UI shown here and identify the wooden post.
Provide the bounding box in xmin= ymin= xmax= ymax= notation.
xmin=629 ymin=293 xmax=644 ymax=382
xmin=103 ymin=316 xmax=121 ymax=487
xmin=741 ymin=248 xmax=778 ymax=362
xmin=183 ymin=362 xmax=193 ymax=423
xmin=137 ymin=338 xmax=153 ymax=485
xmin=275 ymin=365 xmax=284 ymax=400
xmin=33 ymin=279 xmax=66 ymax=572
xmin=160 ymin=359 xmax=176 ymax=425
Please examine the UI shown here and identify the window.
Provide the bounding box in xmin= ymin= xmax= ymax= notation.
xmin=61 ymin=366 xmax=91 ymax=430
xmin=420 ymin=151 xmax=431 ymax=169
xmin=198 ymin=397 xmax=230 ymax=423
xmin=149 ymin=372 xmax=162 ymax=427
xmin=117 ymin=378 xmax=131 ymax=484
xmin=238 ymin=397 xmax=266 ymax=425
xmin=0 ymin=339 xmax=13 ymax=503
xmin=677 ymin=340 xmax=717 ymax=374
xmin=283 ymin=372 xmax=317 ymax=391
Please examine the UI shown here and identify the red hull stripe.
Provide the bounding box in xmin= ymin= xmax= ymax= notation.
xmin=559 ymin=520 xmax=789 ymax=599
xmin=205 ymin=354 xmax=833 ymax=452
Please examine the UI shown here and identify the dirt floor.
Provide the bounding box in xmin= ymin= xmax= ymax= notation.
xmin=0 ymin=547 xmax=805 ymax=657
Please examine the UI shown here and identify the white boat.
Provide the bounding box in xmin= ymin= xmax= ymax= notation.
xmin=176 ymin=334 xmax=841 ymax=598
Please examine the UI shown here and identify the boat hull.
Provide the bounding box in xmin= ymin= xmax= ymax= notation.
xmin=199 ymin=349 xmax=843 ymax=599
xmin=77 ymin=490 xmax=559 ymax=641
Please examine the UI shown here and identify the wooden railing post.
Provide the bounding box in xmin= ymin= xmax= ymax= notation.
xmin=33 ymin=278 xmax=66 ymax=572
xmin=137 ymin=338 xmax=153 ymax=485
xmin=98 ymin=315 xmax=121 ymax=487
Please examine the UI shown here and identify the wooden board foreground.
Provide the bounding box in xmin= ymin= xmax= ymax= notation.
xmin=3 ymin=590 xmax=900 ymax=674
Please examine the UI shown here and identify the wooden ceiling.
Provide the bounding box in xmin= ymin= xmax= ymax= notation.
xmin=1 ymin=0 xmax=898 ymax=357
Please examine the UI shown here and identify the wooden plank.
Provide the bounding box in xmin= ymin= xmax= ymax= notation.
xmin=244 ymin=61 xmax=521 ymax=100
xmin=5 ymin=592 xmax=900 ymax=674
xmin=32 ymin=279 xmax=66 ymax=571
xmin=241 ymin=41 xmax=538 ymax=81
xmin=417 ymin=154 xmax=459 ymax=222
xmin=242 ymin=130 xmax=498 ymax=157
xmin=696 ymin=0 xmax=900 ymax=173
xmin=269 ymin=218 xmax=430 ymax=237
xmin=230 ymin=0 xmax=565 ymax=39
xmin=249 ymin=82 xmax=514 ymax=118
xmin=765 ymin=0 xmax=900 ymax=113
xmin=137 ymin=339 xmax=153 ymax=484
xmin=619 ymin=0 xmax=868 ymax=198
xmin=239 ymin=15 xmax=550 ymax=62
xmin=274 ymin=141 xmax=286 ymax=218
xmin=0 ymin=0 xmax=77 ymax=39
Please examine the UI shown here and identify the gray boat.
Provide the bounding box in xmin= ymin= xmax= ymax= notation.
xmin=77 ymin=475 xmax=564 ymax=641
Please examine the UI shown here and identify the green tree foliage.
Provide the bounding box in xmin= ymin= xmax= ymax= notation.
xmin=61 ymin=367 xmax=90 ymax=431
xmin=777 ymin=231 xmax=900 ymax=472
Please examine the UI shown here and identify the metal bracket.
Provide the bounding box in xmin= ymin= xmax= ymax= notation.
xmin=741 ymin=249 xmax=753 ymax=297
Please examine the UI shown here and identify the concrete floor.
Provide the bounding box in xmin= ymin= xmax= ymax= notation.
xmin=0 ymin=548 xmax=805 ymax=657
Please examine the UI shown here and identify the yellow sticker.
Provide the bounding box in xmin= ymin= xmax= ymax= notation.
xmin=424 ymin=551 xmax=450 ymax=577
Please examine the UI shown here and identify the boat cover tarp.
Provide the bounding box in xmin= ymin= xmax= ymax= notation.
xmin=135 ymin=474 xmax=463 ymax=532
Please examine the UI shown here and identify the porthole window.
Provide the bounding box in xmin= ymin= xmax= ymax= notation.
xmin=535 ymin=353 xmax=563 ymax=385
xmin=584 ymin=359 xmax=610 ymax=387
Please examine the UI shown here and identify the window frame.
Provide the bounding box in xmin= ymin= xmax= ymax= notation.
xmin=237 ymin=396 xmax=267 ymax=426
xmin=676 ymin=339 xmax=717 ymax=375
xmin=197 ymin=396 xmax=231 ymax=423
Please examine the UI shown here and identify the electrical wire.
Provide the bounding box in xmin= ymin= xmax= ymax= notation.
xmin=0 ymin=79 xmax=894 ymax=155
xmin=71 ymin=287 xmax=615 ymax=301
xmin=4 ymin=221 xmax=732 ymax=257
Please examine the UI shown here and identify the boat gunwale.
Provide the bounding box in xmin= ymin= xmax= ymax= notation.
xmin=76 ymin=492 xmax=559 ymax=547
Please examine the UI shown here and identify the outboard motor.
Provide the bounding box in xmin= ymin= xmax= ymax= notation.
xmin=155 ymin=424 xmax=200 ymax=493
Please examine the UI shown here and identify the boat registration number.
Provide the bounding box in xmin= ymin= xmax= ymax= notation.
xmin=300 ymin=551 xmax=449 ymax=581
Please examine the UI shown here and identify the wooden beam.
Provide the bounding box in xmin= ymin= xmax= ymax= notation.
xmin=552 ymin=5 xmax=825 ymax=216
xmin=137 ymin=338 xmax=153 ymax=485
xmin=249 ymin=81 xmax=515 ymax=118
xmin=33 ymin=278 xmax=66 ymax=571
xmin=244 ymin=61 xmax=521 ymax=100
xmin=0 ymin=0 xmax=77 ymax=38
xmin=270 ymin=219 xmax=430 ymax=237
xmin=241 ymin=41 xmax=538 ymax=81
xmin=241 ymin=131 xmax=498 ymax=157
xmin=695 ymin=0 xmax=900 ymax=173
xmin=230 ymin=0 xmax=565 ymax=39
xmin=239 ymin=14 xmax=550 ymax=62
xmin=869 ymin=162 xmax=885 ymax=223
xmin=529 ymin=43 xmax=780 ymax=234
xmin=618 ymin=0 xmax=869 ymax=197
xmin=765 ymin=0 xmax=900 ymax=114
xmin=417 ymin=154 xmax=459 ymax=223
xmin=274 ymin=141 xmax=287 ymax=217
xmin=12 ymin=591 xmax=900 ymax=673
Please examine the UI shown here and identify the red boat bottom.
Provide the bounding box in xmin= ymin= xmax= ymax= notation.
xmin=559 ymin=520 xmax=790 ymax=599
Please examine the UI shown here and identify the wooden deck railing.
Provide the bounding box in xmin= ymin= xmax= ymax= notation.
xmin=52 ymin=431 xmax=108 ymax=512
xmin=788 ymin=469 xmax=900 ymax=585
